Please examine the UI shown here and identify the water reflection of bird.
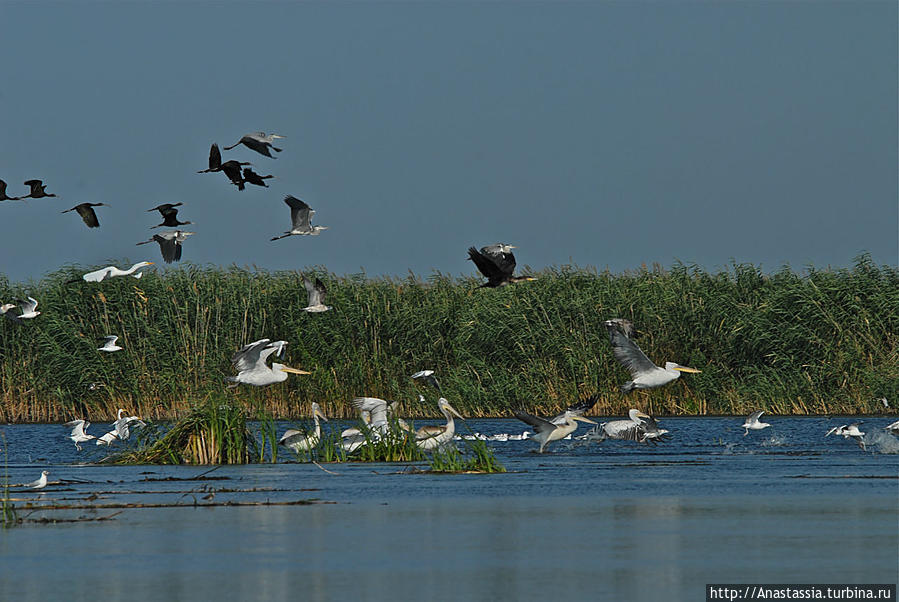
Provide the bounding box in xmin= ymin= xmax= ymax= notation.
xmin=515 ymin=397 xmax=598 ymax=453
xmin=742 ymin=411 xmax=771 ymax=436
xmin=604 ymin=319 xmax=700 ymax=392
xmin=279 ymin=403 xmax=328 ymax=453
xmin=415 ymin=398 xmax=464 ymax=451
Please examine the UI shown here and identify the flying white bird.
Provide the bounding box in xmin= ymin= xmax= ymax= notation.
xmin=2 ymin=297 xmax=40 ymax=322
xmin=74 ymin=262 xmax=154 ymax=283
xmin=742 ymin=411 xmax=772 ymax=436
xmin=603 ymin=319 xmax=700 ymax=392
xmin=515 ymin=397 xmax=598 ymax=453
xmin=98 ymin=335 xmax=123 ymax=352
xmin=64 ymin=419 xmax=96 ymax=450
xmin=226 ymin=339 xmax=309 ymax=387
xmin=302 ymin=277 xmax=331 ymax=312
xmin=826 ymin=423 xmax=866 ymax=450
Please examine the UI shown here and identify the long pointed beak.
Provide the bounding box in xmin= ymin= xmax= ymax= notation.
xmin=146 ymin=262 xmax=155 ymax=265
xmin=315 ymin=409 xmax=328 ymax=422
xmin=280 ymin=366 xmax=311 ymax=375
xmin=574 ymin=416 xmax=597 ymax=425
xmin=674 ymin=366 xmax=701 ymax=373
xmin=272 ymin=134 xmax=285 ymax=139
xmin=445 ymin=403 xmax=465 ymax=420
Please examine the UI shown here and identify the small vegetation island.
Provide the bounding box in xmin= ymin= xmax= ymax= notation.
xmin=0 ymin=253 xmax=893 ymax=427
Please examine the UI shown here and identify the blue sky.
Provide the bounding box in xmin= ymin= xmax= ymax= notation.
xmin=1 ymin=1 xmax=896 ymax=283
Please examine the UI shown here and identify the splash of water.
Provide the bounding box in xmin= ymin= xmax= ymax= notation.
xmin=866 ymin=431 xmax=899 ymax=454
xmin=760 ymin=433 xmax=787 ymax=447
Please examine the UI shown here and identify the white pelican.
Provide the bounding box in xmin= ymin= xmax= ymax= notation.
xmin=580 ymin=409 xmax=658 ymax=443
xmin=270 ymin=196 xmax=328 ymax=240
xmin=62 ymin=202 xmax=107 ymax=228
xmin=224 ymin=131 xmax=284 ymax=158
xmin=826 ymin=423 xmax=866 ymax=450
xmin=76 ymin=262 xmax=154 ymax=283
xmin=885 ymin=420 xmax=899 ymax=434
xmin=514 ymin=409 xmax=597 ymax=453
xmin=24 ymin=470 xmax=49 ymax=490
xmin=467 ymin=245 xmax=536 ymax=288
xmin=279 ymin=403 xmax=328 ymax=453
xmin=64 ymin=419 xmax=96 ymax=450
xmin=604 ymin=319 xmax=700 ymax=392
xmin=302 ymin=277 xmax=331 ymax=312
xmin=415 ymin=398 xmax=464 ymax=451
xmin=742 ymin=411 xmax=772 ymax=436
xmin=98 ymin=335 xmax=123 ymax=352
xmin=226 ymin=339 xmax=309 ymax=387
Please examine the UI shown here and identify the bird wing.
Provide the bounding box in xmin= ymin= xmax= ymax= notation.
xmin=604 ymin=322 xmax=657 ymax=376
xmin=231 ymin=339 xmax=271 ymax=371
xmin=513 ymin=411 xmax=558 ymax=436
xmin=65 ymin=420 xmax=86 ymax=436
xmin=279 ymin=428 xmax=309 ymax=445
xmin=467 ymin=247 xmax=508 ymax=282
xmin=604 ymin=318 xmax=637 ymax=340
xmin=564 ymin=394 xmax=599 ymax=418
xmin=284 ymin=196 xmax=312 ymax=230
xmin=18 ymin=297 xmax=38 ymax=313
xmin=303 ymin=277 xmax=321 ymax=306
xmin=76 ymin=204 xmax=101 ymax=228
xmin=103 ymin=335 xmax=118 ymax=344
xmin=209 ymin=143 xmax=221 ymax=170
xmin=352 ymin=397 xmax=389 ymax=424
xmin=153 ymin=235 xmax=177 ymax=263
xmin=749 ymin=410 xmax=765 ymax=422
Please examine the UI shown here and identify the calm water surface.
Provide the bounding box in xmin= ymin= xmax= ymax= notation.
xmin=1 ymin=417 xmax=897 ymax=601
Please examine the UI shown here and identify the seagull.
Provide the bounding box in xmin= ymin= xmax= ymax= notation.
xmin=742 ymin=411 xmax=772 ymax=436
xmin=302 ymin=277 xmax=331 ymax=312
xmin=73 ymin=262 xmax=154 ymax=283
xmin=514 ymin=396 xmax=598 ymax=453
xmin=21 ymin=179 xmax=56 ymax=199
xmin=270 ymin=196 xmax=328 ymax=240
xmin=24 ymin=470 xmax=50 ymax=490
xmin=415 ymin=398 xmax=465 ymax=451
xmin=826 ymin=423 xmax=866 ymax=450
xmin=96 ymin=409 xmax=145 ymax=445
xmin=885 ymin=420 xmax=899 ymax=434
xmin=65 ymin=419 xmax=96 ymax=450
xmin=242 ymin=167 xmax=274 ymax=187
xmin=61 ymin=202 xmax=107 ymax=228
xmin=467 ymin=244 xmax=536 ymax=288
xmin=136 ymin=230 xmax=195 ymax=263
xmin=98 ymin=335 xmax=123 ymax=352
xmin=603 ymin=319 xmax=701 ymax=392
xmin=0 ymin=179 xmax=21 ymax=201
xmin=226 ymin=338 xmax=310 ymax=387
xmin=224 ymin=132 xmax=284 ymax=158
xmin=279 ymin=403 xmax=328 ymax=453
xmin=2 ymin=297 xmax=40 ymax=322
xmin=148 ymin=203 xmax=192 ymax=228
xmin=411 ymin=370 xmax=442 ymax=393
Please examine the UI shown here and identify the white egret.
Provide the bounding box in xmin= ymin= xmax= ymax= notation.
xmin=742 ymin=411 xmax=772 ymax=436
xmin=279 ymin=403 xmax=328 ymax=453
xmin=64 ymin=419 xmax=96 ymax=450
xmin=76 ymin=262 xmax=154 ymax=283
xmin=415 ymin=398 xmax=465 ymax=451
xmin=604 ymin=319 xmax=700 ymax=392
xmin=98 ymin=335 xmax=123 ymax=352
xmin=226 ymin=339 xmax=309 ymax=387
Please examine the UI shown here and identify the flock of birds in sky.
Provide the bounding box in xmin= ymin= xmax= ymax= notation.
xmin=1 ymin=130 xmax=894 ymax=474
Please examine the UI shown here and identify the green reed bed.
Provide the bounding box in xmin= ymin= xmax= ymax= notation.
xmin=0 ymin=254 xmax=896 ymax=422
xmin=428 ymin=439 xmax=506 ymax=474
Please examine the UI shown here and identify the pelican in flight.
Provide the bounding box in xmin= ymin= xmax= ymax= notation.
xmin=271 ymin=196 xmax=327 ymax=240
xmin=415 ymin=398 xmax=465 ymax=451
xmin=21 ymin=179 xmax=56 ymax=199
xmin=24 ymin=471 xmax=50 ymax=490
xmin=226 ymin=338 xmax=309 ymax=387
xmin=224 ymin=132 xmax=284 ymax=158
xmin=302 ymin=277 xmax=331 ymax=312
xmin=0 ymin=179 xmax=21 ymax=201
xmin=467 ymin=244 xmax=536 ymax=288
xmin=64 ymin=419 xmax=96 ymax=450
xmin=74 ymin=262 xmax=154 ymax=283
xmin=98 ymin=335 xmax=123 ymax=352
xmin=826 ymin=423 xmax=866 ymax=450
xmin=742 ymin=411 xmax=771 ymax=436
xmin=136 ymin=230 xmax=195 ymax=263
xmin=580 ymin=409 xmax=658 ymax=443
xmin=148 ymin=203 xmax=192 ymax=228
xmin=62 ymin=202 xmax=106 ymax=228
xmin=604 ymin=319 xmax=701 ymax=392
xmin=279 ymin=403 xmax=328 ymax=453
xmin=514 ymin=396 xmax=598 ymax=453
xmin=242 ymin=167 xmax=274 ymax=187
xmin=411 ymin=369 xmax=442 ymax=393
xmin=2 ymin=297 xmax=40 ymax=322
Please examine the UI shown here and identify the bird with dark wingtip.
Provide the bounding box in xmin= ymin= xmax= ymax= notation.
xmin=603 ymin=319 xmax=701 ymax=392
xmin=62 ymin=202 xmax=106 ymax=228
xmin=148 ymin=203 xmax=192 ymax=229
xmin=224 ymin=132 xmax=284 ymax=158
xmin=467 ymin=243 xmax=536 ymax=288
xmin=21 ymin=179 xmax=56 ymax=199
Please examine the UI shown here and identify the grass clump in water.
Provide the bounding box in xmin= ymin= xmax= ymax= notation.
xmin=428 ymin=439 xmax=506 ymax=474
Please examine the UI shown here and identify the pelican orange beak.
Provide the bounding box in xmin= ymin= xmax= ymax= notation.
xmin=674 ymin=366 xmax=701 ymax=373
xmin=280 ymin=366 xmax=311 ymax=375
xmin=573 ymin=416 xmax=598 ymax=425
xmin=443 ymin=401 xmax=465 ymax=420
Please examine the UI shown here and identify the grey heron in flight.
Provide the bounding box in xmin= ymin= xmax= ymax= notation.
xmin=0 ymin=179 xmax=21 ymax=201
xmin=224 ymin=132 xmax=284 ymax=158
xmin=514 ymin=396 xmax=598 ymax=453
xmin=226 ymin=338 xmax=310 ymax=387
xmin=242 ymin=167 xmax=274 ymax=187
xmin=278 ymin=403 xmax=328 ymax=453
xmin=148 ymin=203 xmax=191 ymax=228
xmin=271 ymin=196 xmax=328 ymax=240
xmin=742 ymin=411 xmax=772 ymax=436
xmin=22 ymin=179 xmax=56 ymax=199
xmin=72 ymin=262 xmax=154 ymax=283
xmin=136 ymin=230 xmax=195 ymax=263
xmin=98 ymin=335 xmax=123 ymax=352
xmin=467 ymin=244 xmax=536 ymax=288
xmin=415 ymin=398 xmax=465 ymax=451
xmin=62 ymin=202 xmax=106 ymax=228
xmin=302 ymin=276 xmax=331 ymax=312
xmin=603 ymin=319 xmax=700 ymax=392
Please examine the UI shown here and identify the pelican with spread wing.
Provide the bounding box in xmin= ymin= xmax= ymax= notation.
xmin=514 ymin=396 xmax=598 ymax=453
xmin=603 ymin=319 xmax=700 ymax=392
xmin=226 ymin=339 xmax=310 ymax=387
